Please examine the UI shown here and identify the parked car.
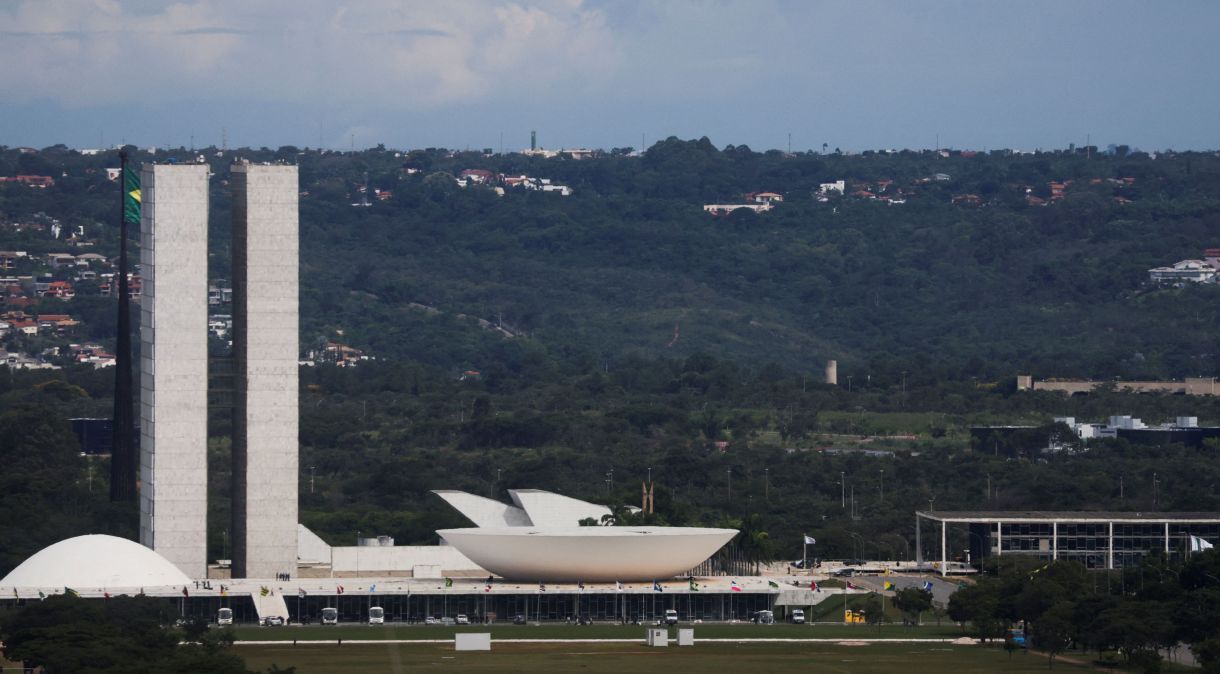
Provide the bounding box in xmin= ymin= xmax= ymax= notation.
xmin=262 ymin=616 xmax=285 ymax=627
xmin=790 ymin=609 xmax=806 ymax=624
xmin=663 ymin=609 xmax=678 ymax=625
xmin=424 ymin=616 xmax=441 ymax=625
xmin=512 ymin=614 xmax=527 ymax=625
xmin=455 ymin=614 xmax=470 ymax=625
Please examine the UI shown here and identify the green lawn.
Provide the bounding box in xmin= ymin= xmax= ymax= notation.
xmin=237 ymin=641 xmax=1093 ymax=674
xmin=231 ymin=622 xmax=964 ymax=642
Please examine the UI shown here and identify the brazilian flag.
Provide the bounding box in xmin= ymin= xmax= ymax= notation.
xmin=123 ymin=165 xmax=141 ymax=223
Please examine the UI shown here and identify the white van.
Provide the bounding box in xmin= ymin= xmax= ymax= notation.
xmin=664 ymin=609 xmax=678 ymax=625
xmin=368 ymin=606 xmax=384 ymax=625
xmin=790 ymin=609 xmax=805 ymax=624
xmin=217 ymin=608 xmax=233 ymax=626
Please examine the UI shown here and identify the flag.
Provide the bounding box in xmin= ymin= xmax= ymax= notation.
xmin=921 ymin=581 xmax=934 ymax=592
xmin=767 ymin=580 xmax=779 ymax=589
xmin=484 ymin=584 xmax=491 ymax=593
xmin=539 ymin=582 xmax=546 ymax=593
xmin=653 ymin=580 xmax=663 ymax=592
xmin=846 ymin=581 xmax=858 ymax=590
xmin=11 ymin=588 xmax=17 ymax=600
xmin=103 ymin=592 xmax=110 ymax=600
xmin=38 ymin=591 xmax=46 ymax=600
xmin=810 ymin=580 xmax=819 ymax=592
xmin=691 ymin=579 xmax=701 ymax=591
xmin=369 ymin=584 xmax=377 ymax=593
xmin=616 ymin=581 xmax=624 ymax=592
xmin=181 ymin=587 xmax=189 ymax=598
xmin=578 ymin=581 xmax=585 ymax=592
xmin=298 ymin=588 xmax=306 ymax=599
xmin=123 ymin=165 xmax=141 ymax=224
xmin=259 ymin=586 xmax=269 ymax=597
xmin=336 ymin=585 xmax=345 ymax=595
xmin=445 ymin=577 xmax=453 ymax=588
xmin=804 ymin=535 xmax=817 ymax=545
xmin=730 ymin=580 xmax=742 ymax=593
xmin=883 ymin=581 xmax=894 ymax=591
xmin=65 ymin=587 xmax=80 ymax=597
xmin=220 ymin=587 xmax=228 ymax=597
xmin=1191 ymin=535 xmax=1215 ymax=552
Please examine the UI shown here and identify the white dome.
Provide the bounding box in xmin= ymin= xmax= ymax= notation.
xmin=0 ymin=535 xmax=193 ymax=590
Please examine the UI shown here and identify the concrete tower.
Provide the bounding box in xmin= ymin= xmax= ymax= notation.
xmin=231 ymin=163 xmax=300 ymax=579
xmin=138 ymin=164 xmax=211 ymax=578
xmin=825 ymin=359 xmax=838 ymax=386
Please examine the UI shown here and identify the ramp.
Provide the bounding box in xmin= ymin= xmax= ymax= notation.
xmin=251 ymin=589 xmax=290 ymax=622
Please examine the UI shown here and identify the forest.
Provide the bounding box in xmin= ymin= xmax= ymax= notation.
xmin=1 ymin=140 xmax=1219 ymax=573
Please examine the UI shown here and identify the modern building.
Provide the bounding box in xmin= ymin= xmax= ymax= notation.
xmin=1148 ymin=258 xmax=1219 ymax=285
xmin=916 ymin=511 xmax=1220 ymax=573
xmin=433 ymin=489 xmax=736 ymax=581
xmin=138 ymin=163 xmax=211 ymax=579
xmin=230 ymin=163 xmax=300 ymax=579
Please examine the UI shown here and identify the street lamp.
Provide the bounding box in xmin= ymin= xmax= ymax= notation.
xmin=840 ymin=472 xmax=846 ymax=509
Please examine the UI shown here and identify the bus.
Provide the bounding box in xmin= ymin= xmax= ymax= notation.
xmin=321 ymin=607 xmax=339 ymax=625
xmin=368 ymin=606 xmax=384 ymax=625
xmin=217 ymin=608 xmax=233 ymax=626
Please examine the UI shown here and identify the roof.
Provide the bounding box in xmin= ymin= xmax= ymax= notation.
xmin=431 ymin=490 xmax=531 ymax=527
xmin=0 ymin=534 xmax=192 ymax=589
xmin=917 ymin=510 xmax=1220 ymax=523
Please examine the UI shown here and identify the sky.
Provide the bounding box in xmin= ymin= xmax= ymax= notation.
xmin=2 ymin=0 xmax=1218 ymax=153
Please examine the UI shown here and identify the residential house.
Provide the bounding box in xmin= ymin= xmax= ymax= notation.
xmin=745 ymin=192 xmax=784 ymax=204
xmin=0 ymin=251 xmax=27 ymax=270
xmin=45 ymin=281 xmax=75 ymax=299
xmin=11 ymin=319 xmax=37 ymax=336
xmin=1148 ymin=260 xmax=1217 ymax=286
xmin=702 ymin=203 xmax=773 ymax=216
xmin=459 ymin=169 xmax=496 ymax=185
xmin=817 ymin=181 xmax=846 ymax=195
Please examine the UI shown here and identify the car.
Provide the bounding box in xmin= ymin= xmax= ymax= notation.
xmin=663 ymin=609 xmax=678 ymax=625
xmin=790 ymin=609 xmax=806 ymax=624
xmin=512 ymin=614 xmax=527 ymax=625
xmin=832 ymin=568 xmax=855 ymax=577
xmin=424 ymin=616 xmax=441 ymax=625
xmin=262 ymin=616 xmax=285 ymax=627
xmin=455 ymin=614 xmax=470 ymax=625
xmin=751 ymin=610 xmax=775 ymax=625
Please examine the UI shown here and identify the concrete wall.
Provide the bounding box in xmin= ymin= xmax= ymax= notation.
xmin=138 ymin=164 xmax=210 ymax=578
xmin=231 ymin=163 xmax=299 ymax=579
xmin=330 ymin=545 xmax=483 ymax=576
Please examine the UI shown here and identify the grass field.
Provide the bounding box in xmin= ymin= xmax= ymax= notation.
xmin=237 ymin=641 xmax=1089 ymax=674
xmin=231 ymin=622 xmax=964 ymax=642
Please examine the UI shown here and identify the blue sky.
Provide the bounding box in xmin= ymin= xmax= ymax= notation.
xmin=2 ymin=0 xmax=1217 ymax=152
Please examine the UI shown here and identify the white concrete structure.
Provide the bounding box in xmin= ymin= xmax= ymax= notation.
xmin=231 ymin=163 xmax=299 ymax=579
xmin=0 ymin=535 xmax=191 ymax=591
xmin=455 ymin=633 xmax=491 ymax=651
xmin=139 ymin=163 xmax=210 ymax=578
xmin=330 ymin=544 xmax=482 ymax=576
xmin=438 ymin=526 xmax=737 ymax=581
xmin=507 ymin=489 xmax=614 ymax=527
xmin=431 ymin=490 xmax=531 ymax=527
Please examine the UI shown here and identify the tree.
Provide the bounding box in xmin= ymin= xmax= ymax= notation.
xmin=861 ymin=594 xmax=885 ymax=633
xmin=1031 ymin=601 xmax=1076 ymax=669
xmin=892 ymin=587 xmax=933 ymax=626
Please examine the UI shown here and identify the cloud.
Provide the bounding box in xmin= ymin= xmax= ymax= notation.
xmin=0 ymin=0 xmax=621 ymax=109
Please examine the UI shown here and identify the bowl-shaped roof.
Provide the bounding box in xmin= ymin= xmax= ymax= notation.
xmin=438 ymin=526 xmax=737 ymax=581
xmin=0 ymin=535 xmax=192 ymax=589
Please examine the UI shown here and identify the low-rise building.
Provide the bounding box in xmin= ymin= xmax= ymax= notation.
xmin=1148 ymin=259 xmax=1219 ymax=285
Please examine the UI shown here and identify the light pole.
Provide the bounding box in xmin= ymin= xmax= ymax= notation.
xmin=1153 ymin=472 xmax=1159 ymax=507
xmin=356 ymin=530 xmax=361 ymax=577
xmin=840 ymin=472 xmax=846 ymax=509
xmin=765 ymin=468 xmax=770 ymax=503
xmin=986 ymin=473 xmax=991 ymax=506
xmin=309 ymin=465 xmax=315 ymax=494
xmin=727 ymin=468 xmax=732 ymax=500
xmin=878 ymin=469 xmax=884 ymax=504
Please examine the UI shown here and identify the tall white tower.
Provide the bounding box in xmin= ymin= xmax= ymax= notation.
xmin=230 ymin=163 xmax=300 ymax=579
xmin=138 ymin=164 xmax=211 ymax=578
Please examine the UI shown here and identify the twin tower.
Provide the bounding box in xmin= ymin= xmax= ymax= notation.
xmin=138 ymin=162 xmax=299 ymax=579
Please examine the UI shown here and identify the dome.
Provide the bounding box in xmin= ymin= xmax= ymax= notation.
xmin=438 ymin=526 xmax=738 ymax=581
xmin=0 ymin=535 xmax=192 ymax=590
